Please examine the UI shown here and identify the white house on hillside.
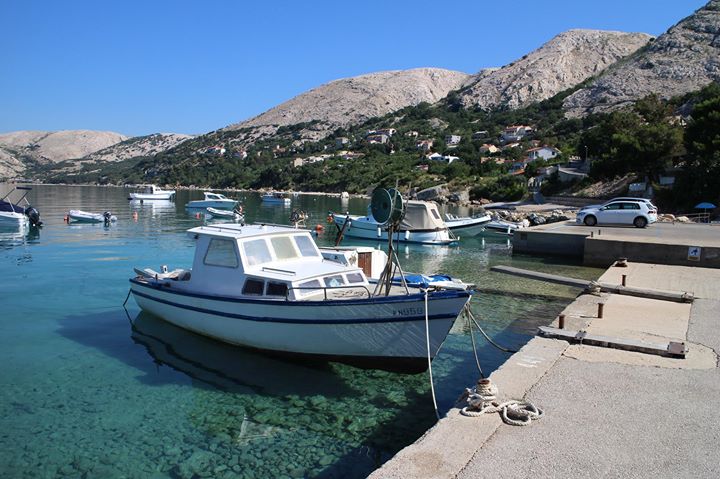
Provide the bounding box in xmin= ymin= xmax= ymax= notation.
xmin=445 ymin=134 xmax=462 ymax=146
xmin=527 ymin=146 xmax=560 ymax=162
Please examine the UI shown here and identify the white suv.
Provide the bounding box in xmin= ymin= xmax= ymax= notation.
xmin=576 ymin=200 xmax=658 ymax=228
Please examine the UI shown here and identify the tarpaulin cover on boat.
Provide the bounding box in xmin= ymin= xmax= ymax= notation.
xmin=398 ymin=201 xmax=446 ymax=231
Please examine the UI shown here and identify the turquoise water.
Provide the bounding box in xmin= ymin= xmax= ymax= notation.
xmin=0 ymin=185 xmax=602 ymax=478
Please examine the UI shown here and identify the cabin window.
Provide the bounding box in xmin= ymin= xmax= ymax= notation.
xmin=298 ymin=279 xmax=322 ymax=296
xmin=324 ymin=275 xmax=345 ymax=288
xmin=430 ymin=208 xmax=441 ymax=220
xmin=266 ymin=281 xmax=288 ymax=297
xmin=294 ymin=235 xmax=319 ymax=257
xmin=270 ymin=236 xmax=298 ymax=261
xmin=346 ymin=272 xmax=364 ymax=284
xmin=243 ymin=239 xmax=272 ymax=266
xmin=204 ymin=238 xmax=239 ymax=268
xmin=242 ymin=278 xmax=264 ymax=295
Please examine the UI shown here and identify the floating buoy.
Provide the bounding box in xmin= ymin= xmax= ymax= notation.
xmin=132 ymin=211 xmax=138 ymax=221
xmin=195 ymin=212 xmax=201 ymax=219
xmin=63 ymin=215 xmax=68 ymax=223
xmin=326 ymin=215 xmax=334 ymax=224
xmin=315 ymin=224 xmax=324 ymax=231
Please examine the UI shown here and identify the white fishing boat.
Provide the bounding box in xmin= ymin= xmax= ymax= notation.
xmin=331 ymin=200 xmax=457 ymax=245
xmin=128 ymin=223 xmax=472 ymax=372
xmin=444 ymin=213 xmax=492 ymax=237
xmin=128 ymin=185 xmax=176 ymax=201
xmin=261 ymin=192 xmax=291 ymax=205
xmin=186 ymin=192 xmax=238 ymax=209
xmin=67 ymin=209 xmax=117 ymax=223
xmin=206 ymin=206 xmax=244 ymax=222
xmin=0 ymin=186 xmax=42 ymax=227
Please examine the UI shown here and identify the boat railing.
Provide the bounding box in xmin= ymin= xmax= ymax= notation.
xmin=286 ymin=284 xmax=372 ymax=301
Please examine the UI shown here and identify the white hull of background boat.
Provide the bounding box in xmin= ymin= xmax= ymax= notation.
xmin=187 ymin=200 xmax=238 ymax=209
xmin=206 ymin=207 xmax=244 ymax=221
xmin=445 ymin=214 xmax=491 ymax=237
xmin=67 ymin=210 xmax=117 ymax=223
xmin=130 ymin=279 xmax=470 ymax=363
xmin=129 ymin=192 xmax=175 ymax=200
xmin=0 ymin=211 xmax=29 ymax=227
xmin=333 ymin=215 xmax=456 ymax=245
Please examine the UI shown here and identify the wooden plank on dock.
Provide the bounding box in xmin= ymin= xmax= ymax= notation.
xmin=490 ymin=265 xmax=694 ymax=303
xmin=538 ymin=326 xmax=687 ymax=358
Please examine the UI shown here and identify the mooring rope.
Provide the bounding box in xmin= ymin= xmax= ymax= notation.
xmin=466 ymin=307 xmax=484 ymax=377
xmin=460 ymin=378 xmax=544 ymax=426
xmin=423 ymin=289 xmax=440 ymax=420
xmin=465 ymin=305 xmax=518 ymax=354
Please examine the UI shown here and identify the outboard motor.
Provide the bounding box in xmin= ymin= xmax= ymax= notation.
xmin=103 ymin=211 xmax=112 ymax=225
xmin=24 ymin=206 xmax=42 ymax=227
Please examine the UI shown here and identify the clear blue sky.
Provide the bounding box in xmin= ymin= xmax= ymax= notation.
xmin=1 ymin=0 xmax=708 ymax=137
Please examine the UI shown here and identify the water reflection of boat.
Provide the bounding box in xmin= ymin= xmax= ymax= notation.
xmin=130 ymin=312 xmax=351 ymax=397
xmin=129 ymin=199 xmax=175 ymax=211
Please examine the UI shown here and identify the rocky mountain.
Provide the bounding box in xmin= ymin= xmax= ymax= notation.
xmin=224 ymin=68 xmax=470 ymax=140
xmin=458 ymin=29 xmax=652 ymax=110
xmin=0 ymin=130 xmax=128 ymax=165
xmin=84 ymin=133 xmax=193 ymax=163
xmin=564 ymin=0 xmax=720 ymax=115
xmin=0 ymin=130 xmax=193 ymax=179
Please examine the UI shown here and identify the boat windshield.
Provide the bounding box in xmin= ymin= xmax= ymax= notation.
xmin=241 ymin=234 xmax=319 ymax=267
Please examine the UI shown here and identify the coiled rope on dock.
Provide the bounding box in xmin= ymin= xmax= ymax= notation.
xmin=460 ymin=378 xmax=544 ymax=426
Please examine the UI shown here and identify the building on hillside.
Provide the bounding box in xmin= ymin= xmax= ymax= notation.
xmin=375 ymin=128 xmax=396 ymax=137
xmin=232 ymin=150 xmax=248 ymax=160
xmin=206 ymin=146 xmax=226 ymax=155
xmin=472 ymin=130 xmax=489 ymax=140
xmin=500 ymin=125 xmax=533 ymax=143
xmin=526 ymin=146 xmax=561 ymax=162
xmin=445 ymin=134 xmax=462 ymax=146
xmin=479 ymin=144 xmax=500 ymax=154
xmin=426 ymin=153 xmax=459 ymax=164
xmin=502 ymin=142 xmax=521 ymax=150
xmin=367 ymin=133 xmax=390 ymax=144
xmin=335 ymin=137 xmax=349 ymax=148
xmin=405 ymin=130 xmax=419 ymax=137
xmin=339 ymin=151 xmax=365 ymax=160
xmin=416 ymin=139 xmax=434 ymax=152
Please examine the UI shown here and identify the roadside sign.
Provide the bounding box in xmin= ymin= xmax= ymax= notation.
xmin=688 ymin=246 xmax=702 ymax=261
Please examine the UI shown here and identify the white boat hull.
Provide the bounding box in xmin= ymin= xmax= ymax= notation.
xmin=262 ymin=198 xmax=291 ymax=205
xmin=334 ymin=215 xmax=456 ymax=245
xmin=446 ymin=215 xmax=491 ymax=237
xmin=129 ymin=192 xmax=175 ymax=200
xmin=0 ymin=211 xmax=29 ymax=227
xmin=67 ymin=210 xmax=116 ymax=223
xmin=130 ymin=279 xmax=470 ymax=368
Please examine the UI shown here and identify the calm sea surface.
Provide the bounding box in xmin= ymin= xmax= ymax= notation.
xmin=0 ymin=184 xmax=602 ymax=478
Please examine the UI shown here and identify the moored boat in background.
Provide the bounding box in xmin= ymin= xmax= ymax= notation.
xmin=128 ymin=184 xmax=176 ymax=201
xmin=261 ymin=192 xmax=291 ymax=205
xmin=0 ymin=186 xmax=42 ymax=227
xmin=66 ymin=209 xmax=117 ymax=223
xmin=444 ymin=213 xmax=492 ymax=237
xmin=186 ymin=192 xmax=238 ymax=209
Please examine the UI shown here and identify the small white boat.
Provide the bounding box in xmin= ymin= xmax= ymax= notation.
xmin=128 ymin=224 xmax=472 ymax=372
xmin=128 ymin=185 xmax=175 ymax=201
xmin=261 ymin=192 xmax=291 ymax=205
xmin=332 ymin=200 xmax=457 ymax=245
xmin=445 ymin=213 xmax=492 ymax=237
xmin=186 ymin=192 xmax=238 ymax=209
xmin=206 ymin=207 xmax=244 ymax=222
xmin=484 ymin=219 xmax=524 ymax=235
xmin=67 ymin=209 xmax=117 ymax=223
xmin=0 ymin=187 xmax=42 ymax=227
xmin=340 ymin=191 xmax=350 ymax=199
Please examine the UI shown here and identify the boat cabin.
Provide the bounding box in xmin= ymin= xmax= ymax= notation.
xmin=185 ymin=224 xmax=370 ymax=300
xmin=203 ymin=192 xmax=231 ymax=201
xmin=368 ymin=200 xmax=447 ymax=232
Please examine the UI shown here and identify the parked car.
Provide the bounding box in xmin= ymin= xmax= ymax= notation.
xmin=576 ymin=201 xmax=658 ymax=228
xmin=579 ymin=197 xmax=657 ymax=212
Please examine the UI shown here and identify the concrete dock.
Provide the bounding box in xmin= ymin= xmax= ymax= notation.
xmin=512 ymin=221 xmax=720 ymax=268
xmin=370 ymin=262 xmax=720 ymax=478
